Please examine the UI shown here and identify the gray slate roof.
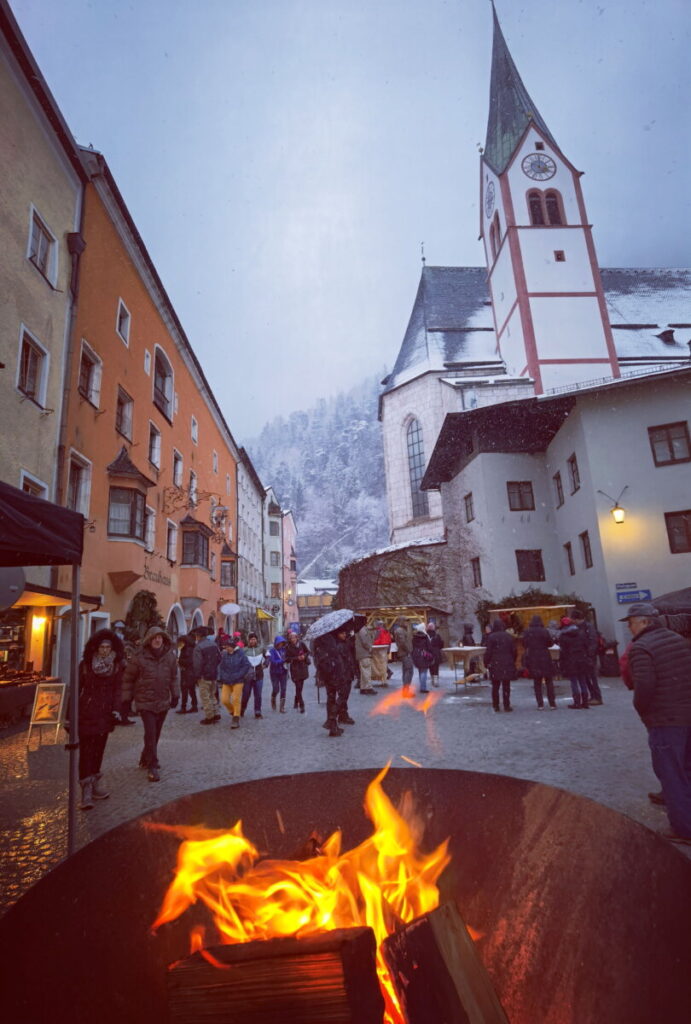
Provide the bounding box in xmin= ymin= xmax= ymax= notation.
xmin=483 ymin=7 xmax=558 ymax=174
xmin=382 ymin=266 xmax=691 ymax=394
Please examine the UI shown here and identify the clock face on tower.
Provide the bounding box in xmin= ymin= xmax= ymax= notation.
xmin=521 ymin=153 xmax=557 ymax=180
xmin=484 ymin=181 xmax=495 ymax=218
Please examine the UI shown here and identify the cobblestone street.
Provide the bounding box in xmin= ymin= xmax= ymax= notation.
xmin=1 ymin=667 xmax=687 ymax=916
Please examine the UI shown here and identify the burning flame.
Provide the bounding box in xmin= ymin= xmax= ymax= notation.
xmin=369 ymin=688 xmax=443 ymax=717
xmin=153 ymin=765 xmax=450 ymax=1023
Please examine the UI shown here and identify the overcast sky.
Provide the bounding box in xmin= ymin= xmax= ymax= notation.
xmin=10 ymin=0 xmax=690 ymax=437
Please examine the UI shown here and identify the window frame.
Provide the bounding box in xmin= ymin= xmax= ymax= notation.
xmin=166 ymin=520 xmax=178 ymax=562
xmin=17 ymin=326 xmax=49 ymax=407
xmin=406 ymin=418 xmax=429 ymax=519
xmin=269 ymin=521 xmax=280 ymax=536
xmin=270 ymin=581 xmax=281 ymax=599
xmin=515 ymin=549 xmax=545 ymax=582
xmin=115 ymin=299 xmax=131 ymax=345
xmin=464 ymin=492 xmax=475 ymax=523
xmin=173 ymin=449 xmax=183 ymax=487
xmin=553 ymin=471 xmax=564 ymax=508
xmin=115 ymin=386 xmax=134 ymax=440
xmin=19 ymin=469 xmax=48 ymax=499
xmin=579 ymin=530 xmax=593 ymax=569
xmin=77 ymin=340 xmax=102 ymax=407
xmin=564 ymin=541 xmax=575 ymax=576
xmin=191 ymin=415 xmax=198 ymax=445
xmin=147 ymin=421 xmax=162 ymax=469
xmin=507 ymin=481 xmax=535 ymax=511
xmin=270 ymin=550 xmax=281 ymax=567
xmin=27 ymin=206 xmax=57 ymax=284
xmin=181 ymin=530 xmax=209 ymax=569
xmin=152 ymin=345 xmax=174 ymax=421
xmin=221 ymin=559 xmax=236 ymax=588
xmin=66 ymin=449 xmax=92 ymax=516
xmin=527 ymin=188 xmax=566 ymax=227
xmin=567 ymin=453 xmax=580 ymax=494
xmin=664 ymin=510 xmax=691 ymax=554
xmin=648 ymin=422 xmax=691 ymax=467
xmin=107 ymin=486 xmax=145 ymax=540
xmin=470 ymin=556 xmax=482 ymax=588
xmin=144 ymin=505 xmax=156 ymax=553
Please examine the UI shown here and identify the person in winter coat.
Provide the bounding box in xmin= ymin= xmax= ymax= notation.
xmin=313 ymin=625 xmax=353 ymax=736
xmin=522 ymin=615 xmax=557 ymax=709
xmin=484 ymin=620 xmax=517 ymax=712
xmin=370 ymin=620 xmax=391 ymax=684
xmin=623 ymin=602 xmax=691 ymax=844
xmin=355 ymin=622 xmax=376 ymax=694
xmin=122 ymin=627 xmax=179 ymax=781
xmin=571 ymin=609 xmax=603 ymax=704
xmin=393 ymin=620 xmax=414 ymax=694
xmin=218 ymin=637 xmax=252 ymax=729
xmin=176 ymin=634 xmax=198 ymax=714
xmin=242 ymin=632 xmax=267 ymax=718
xmin=411 ymin=624 xmax=433 ymax=694
xmin=558 ymin=617 xmax=590 ymax=709
xmin=193 ymin=628 xmax=222 ymax=724
xmin=426 ymin=622 xmax=445 ymax=688
xmin=77 ymin=628 xmax=125 ymax=809
xmin=268 ymin=635 xmax=289 ymax=712
xmin=285 ymin=630 xmax=311 ymax=712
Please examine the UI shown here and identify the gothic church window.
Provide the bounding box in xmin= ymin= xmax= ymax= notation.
xmin=528 ymin=191 xmax=545 ymax=225
xmin=528 ymin=189 xmax=565 ymax=226
xmin=545 ymin=191 xmax=563 ymax=225
xmin=406 ymin=419 xmax=429 ymax=518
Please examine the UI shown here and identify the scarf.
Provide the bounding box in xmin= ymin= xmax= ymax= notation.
xmin=92 ymin=651 xmax=116 ymax=676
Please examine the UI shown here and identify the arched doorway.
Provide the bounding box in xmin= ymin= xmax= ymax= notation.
xmin=165 ymin=604 xmax=185 ymax=642
xmin=190 ymin=609 xmax=204 ymax=632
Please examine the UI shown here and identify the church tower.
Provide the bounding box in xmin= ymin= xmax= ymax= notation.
xmin=480 ymin=6 xmax=620 ymax=392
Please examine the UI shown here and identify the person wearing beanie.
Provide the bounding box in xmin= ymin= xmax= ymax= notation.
xmin=218 ymin=637 xmax=251 ymax=729
xmin=558 ymin=617 xmax=590 ymax=710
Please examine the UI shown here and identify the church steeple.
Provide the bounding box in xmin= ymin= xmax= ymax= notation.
xmin=484 ymin=5 xmax=557 ymax=174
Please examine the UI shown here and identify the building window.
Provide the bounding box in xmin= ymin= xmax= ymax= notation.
xmin=406 ymin=418 xmax=429 ymax=518
xmin=189 ymin=471 xmax=198 ymax=507
xmin=17 ymin=329 xmax=48 ymax=405
xmin=270 ymin=551 xmax=281 ymax=567
xmin=173 ymin=450 xmax=183 ymax=487
xmin=515 ymin=549 xmax=545 ymax=582
xmin=182 ymin=530 xmax=209 ymax=568
xmin=665 ymin=510 xmax=691 ymax=554
xmin=464 ymin=493 xmax=474 ymax=523
xmin=648 ymin=422 xmax=691 ymax=466
xmin=554 ymin=250 xmax=566 ymax=262
xmin=148 ymin=422 xmax=161 ymax=468
xmin=116 ymin=300 xmax=131 ymax=345
xmin=567 ymin=453 xmax=580 ymax=493
xmin=579 ymin=530 xmax=593 ymax=569
xmin=545 ymin=191 xmax=563 ymax=225
xmin=66 ymin=452 xmax=91 ymax=515
xmin=528 ymin=191 xmax=545 ymax=225
xmin=108 ymin=487 xmax=144 ymax=539
xmin=191 ymin=415 xmax=198 ymax=444
xmin=471 ymin=557 xmax=482 ymax=588
xmin=221 ymin=560 xmax=236 ymax=588
xmin=564 ymin=541 xmax=575 ymax=576
xmin=144 ymin=506 xmax=156 ymax=552
xmin=507 ymin=481 xmax=535 ymax=511
xmin=290 ymin=558 xmax=297 ymax=572
xmin=28 ymin=209 xmax=56 ymax=282
xmin=269 ymin=521 xmax=280 ymax=536
xmin=210 ymin=552 xmax=217 ymax=581
xmin=166 ymin=522 xmax=177 ymax=561
xmin=271 ymin=582 xmax=281 ymax=599
xmin=226 ymin=472 xmax=231 ymax=496
xmin=20 ymin=470 xmax=48 ymax=499
xmin=78 ymin=341 xmax=102 ymax=406
xmin=115 ymin=387 xmax=133 ymax=439
xmin=144 ymin=350 xmax=151 ymax=375
xmin=553 ymin=471 xmax=564 ymax=507
xmin=153 ymin=347 xmax=173 ymax=420
xmin=212 ymin=450 xmax=218 ymax=473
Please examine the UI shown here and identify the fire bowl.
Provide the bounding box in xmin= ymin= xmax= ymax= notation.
xmin=1 ymin=768 xmax=690 ymax=1024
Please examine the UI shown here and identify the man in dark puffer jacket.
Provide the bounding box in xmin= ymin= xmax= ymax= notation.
xmin=623 ymin=602 xmax=691 ymax=845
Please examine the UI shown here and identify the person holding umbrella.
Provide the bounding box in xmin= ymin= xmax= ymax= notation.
xmin=306 ymin=609 xmax=355 ymax=736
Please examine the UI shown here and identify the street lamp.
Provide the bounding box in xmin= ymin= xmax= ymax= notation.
xmin=597 ymin=487 xmax=628 ymax=525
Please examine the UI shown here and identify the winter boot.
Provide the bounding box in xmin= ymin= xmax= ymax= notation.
xmin=92 ymin=773 xmax=110 ymax=800
xmin=271 ymin=693 xmax=277 ymax=711
xmin=431 ymin=675 xmax=439 ymax=688
xmin=338 ymin=712 xmax=355 ymax=725
xmin=327 ymin=719 xmax=344 ymax=737
xmin=567 ymin=700 xmax=582 ymax=709
xmin=279 ymin=697 xmax=286 ymax=713
xmin=231 ymin=716 xmax=240 ymax=729
xmin=299 ymin=699 xmax=305 ymax=713
xmin=293 ymin=696 xmax=299 ymax=709
xmin=79 ymin=777 xmax=94 ymax=810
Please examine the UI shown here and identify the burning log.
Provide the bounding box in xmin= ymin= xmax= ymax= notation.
xmin=382 ymin=903 xmax=508 ymax=1024
xmin=166 ymin=926 xmax=385 ymax=1023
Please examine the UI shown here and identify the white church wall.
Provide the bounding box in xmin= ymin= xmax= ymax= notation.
xmin=531 ymin=295 xmax=613 ymax=360
xmin=519 ymin=229 xmax=593 ymax=292
xmin=497 ymin=307 xmax=527 ymax=377
xmin=506 ymin=133 xmax=581 ymax=227
xmin=490 ymin=244 xmax=518 ymax=331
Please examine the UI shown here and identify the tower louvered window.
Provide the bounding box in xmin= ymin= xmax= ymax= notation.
xmin=406 ymin=419 xmax=429 ymax=518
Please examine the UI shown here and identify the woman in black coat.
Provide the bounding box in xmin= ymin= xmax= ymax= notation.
xmin=483 ymin=620 xmax=517 ymax=712
xmin=284 ymin=631 xmax=311 ymax=713
xmin=78 ymin=628 xmax=125 ymax=809
xmin=558 ymin=617 xmax=591 ymax=709
xmin=426 ymin=622 xmax=445 ymax=688
xmin=411 ymin=625 xmax=433 ymax=694
xmin=522 ymin=615 xmax=557 ymax=709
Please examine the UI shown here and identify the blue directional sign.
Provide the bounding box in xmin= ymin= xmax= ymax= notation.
xmin=616 ymin=589 xmax=652 ymax=605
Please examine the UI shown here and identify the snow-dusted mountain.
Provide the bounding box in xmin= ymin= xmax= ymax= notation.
xmin=246 ymin=375 xmax=389 ymax=576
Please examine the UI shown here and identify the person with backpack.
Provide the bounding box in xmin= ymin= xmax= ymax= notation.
xmin=411 ymin=624 xmax=434 ymax=694
xmin=218 ymin=636 xmax=252 ymax=729
xmin=571 ymin=609 xmax=603 ymax=704
xmin=241 ymin=632 xmax=267 ymax=718
xmin=192 ymin=627 xmax=221 ymax=724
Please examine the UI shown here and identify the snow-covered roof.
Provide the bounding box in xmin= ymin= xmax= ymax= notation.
xmin=382 ymin=266 xmax=691 ymax=394
xmin=297 ymin=578 xmax=338 ymax=596
xmin=342 ymin=537 xmax=446 ymax=571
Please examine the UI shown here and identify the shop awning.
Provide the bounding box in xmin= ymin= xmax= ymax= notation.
xmin=0 ymin=481 xmax=84 ymax=566
xmin=256 ymin=608 xmax=275 ymax=620
xmin=14 ymin=583 xmax=101 ymax=608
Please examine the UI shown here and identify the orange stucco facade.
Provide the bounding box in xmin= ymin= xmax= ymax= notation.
xmin=56 ymin=159 xmax=238 ymax=642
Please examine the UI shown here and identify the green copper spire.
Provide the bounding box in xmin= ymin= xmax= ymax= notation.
xmin=484 ymin=5 xmax=557 ymax=174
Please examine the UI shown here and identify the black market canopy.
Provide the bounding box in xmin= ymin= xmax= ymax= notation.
xmin=0 ymin=480 xmax=84 ymax=567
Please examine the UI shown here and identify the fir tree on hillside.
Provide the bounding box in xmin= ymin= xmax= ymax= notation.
xmin=246 ymin=375 xmax=389 ymax=577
